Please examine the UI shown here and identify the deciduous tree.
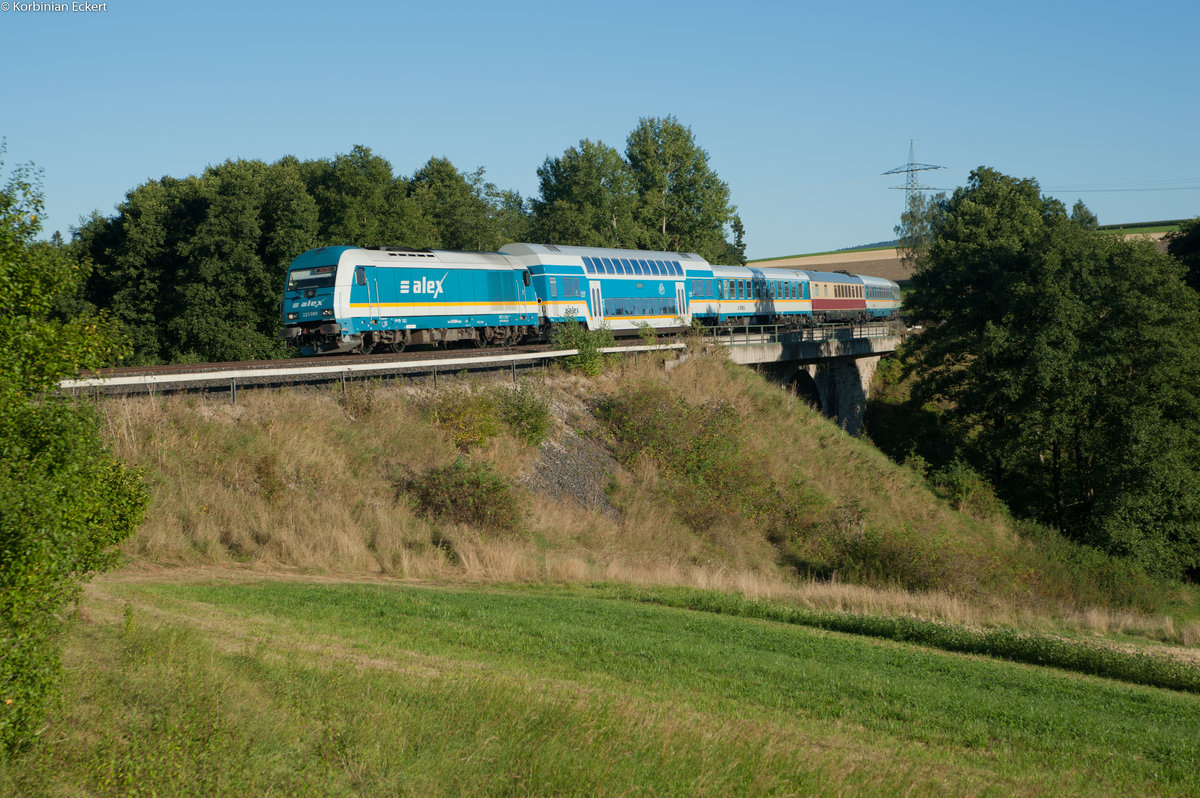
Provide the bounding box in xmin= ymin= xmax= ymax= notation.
xmin=408 ymin=158 xmax=517 ymax=251
xmin=1167 ymin=216 xmax=1200 ymax=292
xmin=0 ymin=153 xmax=147 ymax=753
xmin=893 ymin=190 xmax=945 ymax=271
xmin=905 ymin=168 xmax=1200 ymax=577
xmin=530 ymin=139 xmax=640 ymax=248
xmin=624 ymin=116 xmax=739 ymax=262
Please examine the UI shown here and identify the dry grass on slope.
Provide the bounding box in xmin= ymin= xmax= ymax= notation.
xmin=97 ymin=353 xmax=1191 ymax=645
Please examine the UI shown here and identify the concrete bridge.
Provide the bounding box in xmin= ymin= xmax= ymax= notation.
xmin=710 ymin=324 xmax=901 ymax=436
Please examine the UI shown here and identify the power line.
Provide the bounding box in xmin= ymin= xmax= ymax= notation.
xmin=1044 ymin=184 xmax=1200 ymax=193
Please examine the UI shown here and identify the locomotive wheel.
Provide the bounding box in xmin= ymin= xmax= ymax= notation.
xmin=387 ymin=341 xmax=406 ymax=354
xmin=472 ymin=336 xmax=487 ymax=349
xmin=359 ymin=338 xmax=375 ymax=355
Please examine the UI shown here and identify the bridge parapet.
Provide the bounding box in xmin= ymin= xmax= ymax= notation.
xmin=712 ymin=324 xmax=901 ymax=436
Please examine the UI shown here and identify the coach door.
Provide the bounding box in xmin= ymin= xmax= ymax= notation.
xmin=519 ymin=270 xmax=534 ymax=322
xmin=675 ymin=282 xmax=688 ymax=323
xmin=589 ymin=283 xmax=604 ymax=330
xmin=355 ymin=265 xmax=382 ymax=326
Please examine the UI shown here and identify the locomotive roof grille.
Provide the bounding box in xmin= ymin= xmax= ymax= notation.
xmin=376 ymin=247 xmax=435 ymax=257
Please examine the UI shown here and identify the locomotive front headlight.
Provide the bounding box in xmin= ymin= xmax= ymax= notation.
xmin=321 ymin=309 xmax=333 ymax=317
xmin=287 ymin=312 xmax=299 ymax=320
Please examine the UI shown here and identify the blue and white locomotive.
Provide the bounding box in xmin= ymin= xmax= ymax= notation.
xmin=279 ymin=242 xmax=901 ymax=355
xmin=281 ymin=245 xmax=540 ymax=354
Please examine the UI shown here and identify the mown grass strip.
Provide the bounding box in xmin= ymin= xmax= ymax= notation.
xmin=603 ymin=584 xmax=1200 ymax=693
xmin=25 ymin=578 xmax=1194 ymax=796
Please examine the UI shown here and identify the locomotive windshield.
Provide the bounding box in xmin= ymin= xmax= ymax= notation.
xmin=287 ymin=265 xmax=337 ymax=291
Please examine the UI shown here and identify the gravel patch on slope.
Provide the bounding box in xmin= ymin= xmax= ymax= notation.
xmin=518 ymin=388 xmax=621 ymax=519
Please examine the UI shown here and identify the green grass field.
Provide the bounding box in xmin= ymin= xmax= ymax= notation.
xmin=5 ymin=577 xmax=1197 ymax=796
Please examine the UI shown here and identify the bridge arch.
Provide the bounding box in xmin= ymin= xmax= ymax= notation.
xmin=789 ymin=368 xmax=825 ymax=414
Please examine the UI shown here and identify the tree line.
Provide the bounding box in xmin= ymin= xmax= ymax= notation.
xmin=64 ymin=115 xmax=743 ymax=365
xmin=880 ymin=167 xmax=1200 ymax=581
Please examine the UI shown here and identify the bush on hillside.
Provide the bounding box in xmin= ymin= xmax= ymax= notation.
xmin=425 ymin=388 xmax=502 ymax=451
xmin=402 ymin=458 xmax=522 ymax=534
xmin=930 ymin=459 xmax=1008 ymax=521
xmin=550 ymin=314 xmax=616 ymax=376
xmin=496 ymin=381 xmax=552 ymax=447
xmin=425 ymin=382 xmax=553 ymax=450
xmin=1012 ymin=521 xmax=1174 ymax=613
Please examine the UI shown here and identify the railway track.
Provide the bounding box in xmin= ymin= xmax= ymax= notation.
xmin=62 ymin=322 xmax=897 ymax=399
xmin=61 ymin=339 xmax=679 ymax=398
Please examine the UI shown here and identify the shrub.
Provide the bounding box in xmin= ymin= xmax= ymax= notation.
xmin=931 ymin=459 xmax=1008 ymax=520
xmin=426 ymin=388 xmax=501 ymax=450
xmin=597 ymin=382 xmax=743 ymax=492
xmin=826 ymin=518 xmax=949 ymax=592
xmin=427 ymin=382 xmax=552 ymax=450
xmin=550 ymin=313 xmax=616 ymax=376
xmin=597 ymin=381 xmax=804 ymax=543
xmin=403 ymin=458 xmax=522 ymax=534
xmin=336 ymin=379 xmax=376 ymax=419
xmin=1013 ymin=520 xmax=1174 ymax=613
xmin=496 ymin=381 xmax=552 ymax=446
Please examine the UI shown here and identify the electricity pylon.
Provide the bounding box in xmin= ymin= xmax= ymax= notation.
xmin=882 ymin=140 xmax=945 ymax=206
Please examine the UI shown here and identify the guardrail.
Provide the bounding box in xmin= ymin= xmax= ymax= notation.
xmin=702 ymin=320 xmax=897 ymax=346
xmin=59 ymin=343 xmax=688 ymax=401
xmin=59 ymin=321 xmax=900 ymax=401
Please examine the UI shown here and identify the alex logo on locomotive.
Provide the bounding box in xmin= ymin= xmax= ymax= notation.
xmin=399 ymin=274 xmax=448 ymax=298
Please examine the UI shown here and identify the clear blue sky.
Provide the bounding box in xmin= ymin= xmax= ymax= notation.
xmin=3 ymin=0 xmax=1198 ymax=260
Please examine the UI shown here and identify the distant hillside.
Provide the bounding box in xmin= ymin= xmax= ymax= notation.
xmin=752 ymin=220 xmax=1184 ymax=282
xmin=751 ymin=248 xmax=912 ymax=282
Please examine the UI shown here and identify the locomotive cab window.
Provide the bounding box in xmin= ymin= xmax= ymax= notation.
xmin=288 ymin=265 xmax=338 ymax=291
xmin=354 ymin=266 xmax=366 ymax=286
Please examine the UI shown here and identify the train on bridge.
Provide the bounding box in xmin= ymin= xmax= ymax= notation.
xmin=280 ymin=243 xmax=902 ymax=355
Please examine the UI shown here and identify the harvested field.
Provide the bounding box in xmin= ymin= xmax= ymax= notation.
xmin=754 ymin=231 xmax=1170 ymax=284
